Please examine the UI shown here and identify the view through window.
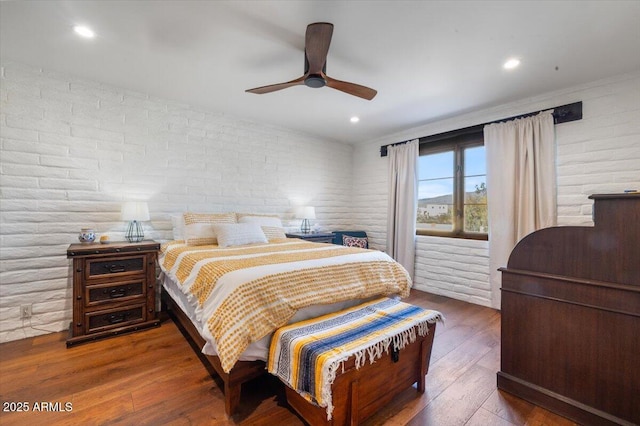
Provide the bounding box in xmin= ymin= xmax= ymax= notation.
xmin=417 ymin=141 xmax=487 ymax=238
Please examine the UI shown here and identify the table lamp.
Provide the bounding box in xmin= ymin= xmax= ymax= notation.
xmin=121 ymin=201 xmax=150 ymax=242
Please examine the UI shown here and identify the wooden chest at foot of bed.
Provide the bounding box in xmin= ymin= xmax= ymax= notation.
xmin=269 ymin=298 xmax=443 ymax=425
xmin=284 ymin=321 xmax=437 ymax=425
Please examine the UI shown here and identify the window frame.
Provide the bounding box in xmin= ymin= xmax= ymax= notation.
xmin=417 ymin=131 xmax=487 ymax=241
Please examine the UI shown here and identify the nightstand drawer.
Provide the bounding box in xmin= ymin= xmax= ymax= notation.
xmin=86 ymin=280 xmax=145 ymax=306
xmin=86 ymin=305 xmax=145 ymax=334
xmin=86 ymin=255 xmax=146 ymax=279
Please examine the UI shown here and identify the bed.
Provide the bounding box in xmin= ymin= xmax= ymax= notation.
xmin=159 ymin=213 xmax=412 ymax=416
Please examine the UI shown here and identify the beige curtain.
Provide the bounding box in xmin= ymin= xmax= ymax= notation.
xmin=484 ymin=111 xmax=556 ymax=309
xmin=386 ymin=139 xmax=419 ymax=279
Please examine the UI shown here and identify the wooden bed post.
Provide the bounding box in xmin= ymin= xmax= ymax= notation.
xmin=163 ymin=293 xmax=266 ymax=417
xmin=224 ymin=380 xmax=242 ymax=418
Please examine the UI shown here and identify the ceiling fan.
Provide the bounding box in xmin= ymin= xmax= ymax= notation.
xmin=245 ymin=22 xmax=377 ymax=101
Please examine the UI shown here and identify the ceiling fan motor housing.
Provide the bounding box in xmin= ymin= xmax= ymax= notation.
xmin=304 ymin=74 xmax=326 ymax=88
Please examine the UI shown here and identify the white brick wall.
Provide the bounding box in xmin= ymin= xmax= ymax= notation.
xmin=0 ymin=62 xmax=355 ymax=342
xmin=353 ymin=71 xmax=640 ymax=308
xmin=2 ymin=61 xmax=638 ymax=342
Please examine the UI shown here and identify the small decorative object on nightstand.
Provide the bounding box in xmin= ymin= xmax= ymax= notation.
xmin=78 ymin=228 xmax=96 ymax=243
xmin=66 ymin=240 xmax=160 ymax=347
xmin=286 ymin=231 xmax=335 ymax=244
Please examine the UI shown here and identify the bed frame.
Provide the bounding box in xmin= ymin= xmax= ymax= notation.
xmin=163 ymin=293 xmax=266 ymax=416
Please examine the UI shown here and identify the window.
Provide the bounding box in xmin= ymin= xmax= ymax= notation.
xmin=417 ymin=132 xmax=487 ymax=239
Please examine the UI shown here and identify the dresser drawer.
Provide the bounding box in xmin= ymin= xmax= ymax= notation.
xmin=85 ymin=279 xmax=145 ymax=306
xmin=85 ymin=305 xmax=145 ymax=334
xmin=86 ymin=255 xmax=146 ymax=279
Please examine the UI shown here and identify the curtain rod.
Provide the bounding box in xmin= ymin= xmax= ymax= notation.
xmin=380 ymin=101 xmax=582 ymax=157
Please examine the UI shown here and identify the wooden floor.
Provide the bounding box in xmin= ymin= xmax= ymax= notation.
xmin=0 ymin=290 xmax=579 ymax=425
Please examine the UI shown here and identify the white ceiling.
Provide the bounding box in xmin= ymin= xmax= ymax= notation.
xmin=2 ymin=1 xmax=639 ymax=144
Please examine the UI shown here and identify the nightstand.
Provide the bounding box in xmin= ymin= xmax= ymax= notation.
xmin=285 ymin=232 xmax=335 ymax=244
xmin=66 ymin=240 xmax=160 ymax=347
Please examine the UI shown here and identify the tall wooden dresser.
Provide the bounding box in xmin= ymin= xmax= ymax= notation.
xmin=498 ymin=193 xmax=639 ymax=425
xmin=66 ymin=240 xmax=160 ymax=346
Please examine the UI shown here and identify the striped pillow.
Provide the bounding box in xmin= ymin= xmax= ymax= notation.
xmin=261 ymin=226 xmax=287 ymax=240
xmin=183 ymin=212 xmax=236 ymax=246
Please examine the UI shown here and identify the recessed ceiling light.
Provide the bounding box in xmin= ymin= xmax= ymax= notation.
xmin=73 ymin=25 xmax=95 ymax=39
xmin=503 ymin=58 xmax=520 ymax=70
xmin=350 ymin=116 xmax=360 ymax=123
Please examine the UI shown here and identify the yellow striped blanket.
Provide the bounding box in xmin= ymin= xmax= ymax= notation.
xmin=160 ymin=240 xmax=412 ymax=373
xmin=268 ymin=297 xmax=443 ymax=420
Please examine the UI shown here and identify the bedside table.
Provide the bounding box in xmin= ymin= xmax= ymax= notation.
xmin=66 ymin=240 xmax=161 ymax=347
xmin=286 ymin=232 xmax=335 ymax=244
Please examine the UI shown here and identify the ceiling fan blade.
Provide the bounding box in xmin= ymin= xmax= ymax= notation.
xmin=325 ymin=75 xmax=377 ymax=100
xmin=245 ymin=76 xmax=306 ymax=94
xmin=246 ymin=23 xmax=376 ymax=100
xmin=305 ymin=22 xmax=333 ymax=74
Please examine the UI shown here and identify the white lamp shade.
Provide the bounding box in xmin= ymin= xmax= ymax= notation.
xmin=295 ymin=206 xmax=316 ymax=219
xmin=120 ymin=201 xmax=150 ymax=221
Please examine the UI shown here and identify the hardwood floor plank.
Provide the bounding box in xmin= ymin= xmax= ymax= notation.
xmin=129 ymin=367 xmax=217 ymax=411
xmin=481 ymin=389 xmax=537 ymax=425
xmin=476 ymin=344 xmax=500 ymax=372
xmin=111 ymin=385 xmax=225 ymax=425
xmin=0 ymin=290 xmax=577 ymax=425
xmin=408 ymin=364 xmax=497 ymax=426
xmin=525 ymin=406 xmax=579 ymax=426
xmin=465 ymin=407 xmax=518 ymax=426
xmin=424 ymin=314 xmax=500 ymax=398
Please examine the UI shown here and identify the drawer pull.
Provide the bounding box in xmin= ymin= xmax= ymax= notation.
xmin=108 ymin=313 xmax=129 ymax=324
xmin=108 ymin=288 xmax=126 ymax=298
xmin=108 ymin=265 xmax=126 ymax=273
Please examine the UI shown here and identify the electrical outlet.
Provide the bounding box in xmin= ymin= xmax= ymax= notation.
xmin=20 ymin=304 xmax=32 ymax=319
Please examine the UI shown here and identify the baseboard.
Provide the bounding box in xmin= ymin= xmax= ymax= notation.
xmin=497 ymin=372 xmax=635 ymax=426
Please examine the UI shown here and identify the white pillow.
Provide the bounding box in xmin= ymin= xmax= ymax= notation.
xmin=212 ymin=223 xmax=268 ymax=247
xmin=170 ymin=214 xmax=185 ymax=240
xmin=238 ymin=215 xmax=286 ymax=241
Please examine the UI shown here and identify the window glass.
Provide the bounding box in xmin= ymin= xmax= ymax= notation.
xmin=463 ymin=146 xmax=488 ymax=233
xmin=416 ymin=135 xmax=487 ymax=239
xmin=417 ymin=151 xmax=454 ymax=232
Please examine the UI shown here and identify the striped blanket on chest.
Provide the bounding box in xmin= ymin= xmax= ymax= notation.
xmin=268 ymin=297 xmax=444 ymax=420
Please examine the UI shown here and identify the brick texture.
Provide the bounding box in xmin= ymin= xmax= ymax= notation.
xmin=353 ymin=72 xmax=640 ymax=308
xmin=1 ymin=62 xmax=639 ymax=341
xmin=0 ymin=63 xmax=355 ymax=342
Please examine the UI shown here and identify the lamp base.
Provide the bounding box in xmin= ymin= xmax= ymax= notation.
xmin=300 ymin=219 xmax=311 ymax=234
xmin=126 ymin=220 xmax=144 ymax=243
